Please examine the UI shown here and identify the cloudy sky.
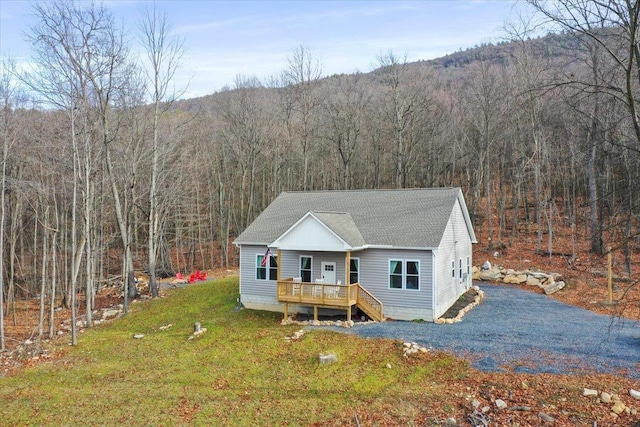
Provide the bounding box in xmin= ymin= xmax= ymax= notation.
xmin=0 ymin=0 xmax=527 ymax=99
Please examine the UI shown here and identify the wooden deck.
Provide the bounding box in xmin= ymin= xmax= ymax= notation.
xmin=277 ymin=278 xmax=384 ymax=322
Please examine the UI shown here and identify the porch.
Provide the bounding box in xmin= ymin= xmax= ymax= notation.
xmin=277 ymin=278 xmax=384 ymax=322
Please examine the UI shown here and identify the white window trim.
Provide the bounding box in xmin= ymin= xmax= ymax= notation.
xmin=256 ymin=252 xmax=277 ymax=281
xmin=300 ymin=255 xmax=313 ymax=282
xmin=349 ymin=257 xmax=360 ymax=284
xmin=388 ymin=259 xmax=420 ymax=291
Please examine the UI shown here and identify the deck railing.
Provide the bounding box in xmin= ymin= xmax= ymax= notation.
xmin=277 ymin=278 xmax=383 ymax=322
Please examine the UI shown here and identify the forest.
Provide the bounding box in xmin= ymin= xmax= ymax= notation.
xmin=1 ymin=1 xmax=640 ymax=348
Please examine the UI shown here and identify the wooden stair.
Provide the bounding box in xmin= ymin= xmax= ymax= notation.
xmin=356 ymin=284 xmax=384 ymax=322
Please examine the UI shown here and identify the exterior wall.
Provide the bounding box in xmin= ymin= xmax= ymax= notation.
xmin=239 ymin=245 xmax=278 ymax=308
xmin=357 ymin=248 xmax=434 ymax=321
xmin=239 ymin=245 xmax=436 ymax=321
xmin=432 ymin=199 xmax=474 ymax=319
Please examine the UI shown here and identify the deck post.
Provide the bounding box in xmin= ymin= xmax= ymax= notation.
xmin=345 ymin=251 xmax=351 ymax=285
xmin=314 ymin=305 xmax=318 ymax=321
xmin=283 ymin=302 xmax=288 ymax=320
xmin=347 ymin=305 xmax=351 ymax=322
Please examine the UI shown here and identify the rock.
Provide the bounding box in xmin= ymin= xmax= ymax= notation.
xmin=481 ymin=406 xmax=490 ymax=413
xmin=531 ymin=272 xmax=550 ymax=280
xmin=539 ymin=412 xmax=555 ymax=423
xmin=479 ymin=268 xmax=502 ymax=281
xmin=630 ymin=389 xmax=640 ymax=400
xmin=543 ymin=281 xmax=565 ymax=295
xmin=600 ymin=392 xmax=612 ymax=403
xmin=345 ymin=320 xmax=354 ymax=328
xmin=526 ymin=275 xmax=541 ymax=286
xmin=102 ymin=309 xmax=120 ymax=319
xmin=133 ymin=334 xmax=144 ymax=339
xmin=481 ymin=260 xmax=492 ymax=270
xmin=472 ymin=266 xmax=480 ymax=280
xmin=445 ymin=417 xmax=457 ymax=425
xmin=583 ymin=388 xmax=598 ymax=397
xmin=503 ymin=274 xmax=520 ymax=284
xmin=611 ymin=401 xmax=626 ymax=414
xmin=386 ymin=363 xmax=391 ymax=369
xmin=472 ymin=399 xmax=481 ymax=409
xmin=495 ymin=399 xmax=507 ymax=410
xmin=319 ymin=353 xmax=338 ymax=365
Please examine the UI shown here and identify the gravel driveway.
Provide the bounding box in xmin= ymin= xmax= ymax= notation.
xmin=332 ymin=284 xmax=640 ymax=378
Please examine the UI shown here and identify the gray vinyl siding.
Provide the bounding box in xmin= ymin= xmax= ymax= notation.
xmin=239 ymin=245 xmax=277 ymax=300
xmin=433 ymin=199 xmax=473 ymax=318
xmin=357 ymin=248 xmax=434 ymax=317
xmin=279 ymin=251 xmax=347 ymax=283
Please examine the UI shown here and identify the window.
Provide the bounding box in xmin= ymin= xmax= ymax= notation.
xmin=389 ymin=259 xmax=419 ymax=290
xmin=349 ymin=258 xmax=359 ymax=284
xmin=459 ymin=258 xmax=463 ymax=279
xmin=256 ymin=252 xmax=277 ymax=281
xmin=466 ymin=256 xmax=470 ymax=276
xmin=406 ymin=261 xmax=419 ymax=290
xmin=269 ymin=255 xmax=278 ymax=280
xmin=300 ymin=256 xmax=312 ymax=283
xmin=389 ymin=260 xmax=403 ymax=289
xmin=451 ymin=260 xmax=455 ymax=278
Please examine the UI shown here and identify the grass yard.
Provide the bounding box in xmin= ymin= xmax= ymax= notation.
xmin=1 ymin=277 xmax=638 ymax=426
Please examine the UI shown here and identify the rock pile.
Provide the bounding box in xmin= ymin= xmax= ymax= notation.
xmin=473 ymin=264 xmax=565 ymax=295
xmin=583 ymin=388 xmax=639 ymax=420
xmin=281 ymin=316 xmax=360 ymax=328
xmin=402 ymin=342 xmax=430 ymax=358
xmin=435 ymin=286 xmax=485 ymax=324
xmin=284 ymin=329 xmax=305 ymax=342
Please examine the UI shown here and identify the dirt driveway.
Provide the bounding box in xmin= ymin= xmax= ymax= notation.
xmin=340 ymin=284 xmax=640 ymax=378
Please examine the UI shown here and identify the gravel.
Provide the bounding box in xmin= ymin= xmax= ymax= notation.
xmin=327 ymin=284 xmax=640 ymax=378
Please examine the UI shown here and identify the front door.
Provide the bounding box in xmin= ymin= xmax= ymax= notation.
xmin=321 ymin=262 xmax=336 ymax=284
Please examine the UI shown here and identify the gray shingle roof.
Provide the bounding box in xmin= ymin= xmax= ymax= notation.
xmin=234 ymin=188 xmax=474 ymax=249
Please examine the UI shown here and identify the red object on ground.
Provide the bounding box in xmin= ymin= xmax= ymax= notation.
xmin=176 ymin=272 xmax=183 ymax=280
xmin=187 ymin=270 xmax=207 ymax=284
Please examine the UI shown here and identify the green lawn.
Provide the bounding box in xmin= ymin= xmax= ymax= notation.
xmin=0 ymin=277 xmax=467 ymax=426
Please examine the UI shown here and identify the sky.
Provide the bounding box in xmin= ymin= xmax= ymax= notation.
xmin=0 ymin=0 xmax=527 ymax=100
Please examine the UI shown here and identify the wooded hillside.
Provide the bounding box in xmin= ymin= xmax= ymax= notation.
xmin=1 ymin=1 xmax=639 ymax=346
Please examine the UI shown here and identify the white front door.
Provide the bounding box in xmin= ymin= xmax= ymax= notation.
xmin=321 ymin=262 xmax=336 ymax=284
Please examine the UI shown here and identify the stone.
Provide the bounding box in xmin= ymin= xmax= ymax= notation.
xmin=495 ymin=399 xmax=507 ymax=410
xmin=133 ymin=334 xmax=144 ymax=339
xmin=386 ymin=363 xmax=392 ymax=369
xmin=102 ymin=309 xmax=120 ymax=319
xmin=319 ymin=353 xmax=338 ymax=364
xmin=503 ymin=274 xmax=520 ymax=284
xmin=479 ymin=268 xmax=503 ymax=281
xmin=630 ymin=389 xmax=640 ymax=400
xmin=345 ymin=320 xmax=354 ymax=328
xmin=611 ymin=401 xmax=626 ymax=414
xmin=526 ymin=275 xmax=541 ymax=286
xmin=481 ymin=406 xmax=490 ymax=413
xmin=583 ymin=388 xmax=598 ymax=397
xmin=472 ymin=266 xmax=480 ymax=280
xmin=539 ymin=412 xmax=555 ymax=423
xmin=445 ymin=417 xmax=457 ymax=425
xmin=471 ymin=399 xmax=481 ymax=409
xmin=600 ymin=392 xmax=612 ymax=403
xmin=543 ymin=281 xmax=565 ymax=295
xmin=481 ymin=260 xmax=492 ymax=270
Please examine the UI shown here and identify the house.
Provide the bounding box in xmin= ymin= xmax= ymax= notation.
xmin=233 ymin=188 xmax=477 ymax=322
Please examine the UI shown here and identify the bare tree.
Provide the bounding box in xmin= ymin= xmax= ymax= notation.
xmin=283 ymin=46 xmax=322 ymax=190
xmin=138 ymin=4 xmax=185 ymax=298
